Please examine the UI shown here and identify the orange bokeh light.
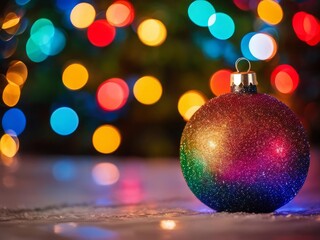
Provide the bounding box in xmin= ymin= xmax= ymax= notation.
xmin=96 ymin=78 xmax=129 ymax=111
xmin=210 ymin=69 xmax=232 ymax=96
xmin=106 ymin=1 xmax=134 ymax=27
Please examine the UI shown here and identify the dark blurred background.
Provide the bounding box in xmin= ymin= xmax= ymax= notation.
xmin=0 ymin=0 xmax=320 ymax=157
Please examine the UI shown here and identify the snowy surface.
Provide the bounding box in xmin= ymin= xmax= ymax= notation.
xmin=0 ymin=150 xmax=319 ymax=239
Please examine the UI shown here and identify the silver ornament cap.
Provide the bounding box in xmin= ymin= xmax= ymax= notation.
xmin=231 ymin=58 xmax=258 ymax=93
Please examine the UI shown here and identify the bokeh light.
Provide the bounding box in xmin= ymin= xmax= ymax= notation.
xmin=133 ymin=76 xmax=162 ymax=105
xmin=96 ymin=78 xmax=129 ymax=111
xmin=6 ymin=60 xmax=28 ymax=86
xmin=0 ymin=134 xmax=19 ymax=158
xmin=241 ymin=32 xmax=258 ymax=61
xmin=271 ymin=64 xmax=299 ymax=94
xmin=27 ymin=18 xmax=66 ymax=62
xmin=208 ymin=13 xmax=235 ymax=40
xmin=92 ymin=162 xmax=120 ymax=185
xmin=292 ymin=12 xmax=320 ymax=46
xmin=210 ymin=69 xmax=232 ymax=96
xmin=62 ymin=63 xmax=89 ymax=90
xmin=160 ymin=220 xmax=176 ymax=230
xmin=52 ymin=160 xmax=76 ymax=182
xmin=137 ymin=19 xmax=167 ymax=47
xmin=2 ymin=108 xmax=26 ymax=136
xmin=2 ymin=83 xmax=21 ymax=107
xmin=178 ymin=90 xmax=207 ymax=121
xmin=106 ymin=1 xmax=134 ymax=27
xmin=257 ymin=0 xmax=283 ymax=25
xmin=2 ymin=12 xmax=20 ymax=30
xmin=92 ymin=125 xmax=121 ymax=154
xmin=249 ymin=33 xmax=277 ymax=60
xmin=50 ymin=107 xmax=79 ymax=136
xmin=70 ymin=2 xmax=96 ymax=29
xmin=87 ymin=20 xmax=116 ymax=47
xmin=15 ymin=0 xmax=31 ymax=6
xmin=188 ymin=0 xmax=215 ymax=27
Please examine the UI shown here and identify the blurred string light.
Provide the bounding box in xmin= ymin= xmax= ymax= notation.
xmin=160 ymin=220 xmax=176 ymax=230
xmin=188 ymin=1 xmax=235 ymax=40
xmin=62 ymin=63 xmax=89 ymax=90
xmin=87 ymin=20 xmax=116 ymax=47
xmin=0 ymin=133 xmax=19 ymax=158
xmin=15 ymin=0 xmax=31 ymax=6
xmin=137 ymin=19 xmax=167 ymax=46
xmin=92 ymin=162 xmax=120 ymax=185
xmin=257 ymin=0 xmax=283 ymax=25
xmin=6 ymin=60 xmax=28 ymax=86
xmin=292 ymin=12 xmax=320 ymax=46
xmin=92 ymin=125 xmax=121 ymax=154
xmin=26 ymin=18 xmax=66 ymax=62
xmin=2 ymin=12 xmax=20 ymax=30
xmin=2 ymin=83 xmax=21 ymax=107
xmin=133 ymin=76 xmax=162 ymax=105
xmin=271 ymin=64 xmax=299 ymax=94
xmin=70 ymin=2 xmax=96 ymax=29
xmin=56 ymin=0 xmax=80 ymax=12
xmin=249 ymin=33 xmax=277 ymax=60
xmin=210 ymin=70 xmax=232 ymax=96
xmin=50 ymin=107 xmax=79 ymax=136
xmin=2 ymin=108 xmax=26 ymax=136
xmin=233 ymin=0 xmax=260 ymax=11
xmin=188 ymin=0 xmax=215 ymax=27
xmin=178 ymin=90 xmax=207 ymax=121
xmin=241 ymin=32 xmax=277 ymax=61
xmin=52 ymin=160 xmax=76 ymax=182
xmin=106 ymin=0 xmax=135 ymax=27
xmin=96 ymin=78 xmax=129 ymax=111
xmin=208 ymin=13 xmax=235 ymax=40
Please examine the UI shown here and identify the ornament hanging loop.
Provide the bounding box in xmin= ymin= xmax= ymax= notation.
xmin=235 ymin=57 xmax=251 ymax=73
xmin=231 ymin=57 xmax=257 ymax=94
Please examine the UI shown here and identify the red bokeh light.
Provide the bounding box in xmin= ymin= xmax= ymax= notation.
xmin=210 ymin=69 xmax=232 ymax=96
xmin=271 ymin=64 xmax=299 ymax=94
xmin=292 ymin=11 xmax=320 ymax=46
xmin=106 ymin=0 xmax=135 ymax=27
xmin=233 ymin=0 xmax=259 ymax=11
xmin=87 ymin=20 xmax=116 ymax=47
xmin=96 ymin=78 xmax=129 ymax=111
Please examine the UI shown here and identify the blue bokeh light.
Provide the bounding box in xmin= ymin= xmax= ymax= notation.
xmin=50 ymin=107 xmax=79 ymax=136
xmin=208 ymin=13 xmax=235 ymax=40
xmin=26 ymin=18 xmax=66 ymax=62
xmin=52 ymin=160 xmax=76 ymax=182
xmin=241 ymin=32 xmax=258 ymax=61
xmin=188 ymin=0 xmax=215 ymax=27
xmin=2 ymin=108 xmax=26 ymax=136
xmin=15 ymin=0 xmax=31 ymax=6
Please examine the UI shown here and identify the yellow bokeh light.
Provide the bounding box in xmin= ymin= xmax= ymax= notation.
xmin=0 ymin=134 xmax=19 ymax=158
xmin=70 ymin=3 xmax=96 ymax=29
xmin=133 ymin=76 xmax=162 ymax=105
xmin=92 ymin=162 xmax=120 ymax=185
xmin=160 ymin=220 xmax=176 ymax=230
xmin=92 ymin=125 xmax=121 ymax=154
xmin=257 ymin=0 xmax=283 ymax=25
xmin=178 ymin=90 xmax=207 ymax=121
xmin=62 ymin=63 xmax=89 ymax=90
xmin=2 ymin=83 xmax=21 ymax=107
xmin=137 ymin=19 xmax=167 ymax=46
xmin=6 ymin=61 xmax=28 ymax=86
xmin=2 ymin=12 xmax=20 ymax=30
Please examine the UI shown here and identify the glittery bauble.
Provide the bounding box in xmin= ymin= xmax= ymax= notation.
xmin=180 ymin=93 xmax=310 ymax=213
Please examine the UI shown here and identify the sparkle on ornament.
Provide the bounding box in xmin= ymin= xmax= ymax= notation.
xmin=180 ymin=93 xmax=309 ymax=212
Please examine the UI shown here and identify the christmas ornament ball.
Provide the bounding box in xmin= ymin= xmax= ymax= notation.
xmin=180 ymin=64 xmax=310 ymax=213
